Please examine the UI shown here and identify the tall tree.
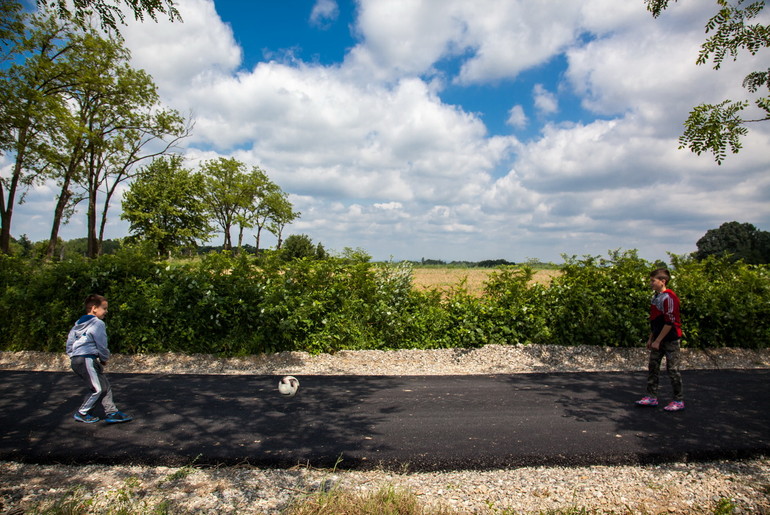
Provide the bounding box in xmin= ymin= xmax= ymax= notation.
xmin=251 ymin=181 xmax=282 ymax=252
xmin=199 ymin=158 xmax=298 ymax=252
xmin=41 ymin=30 xmax=190 ymax=258
xmin=40 ymin=26 xmax=109 ymax=259
xmin=646 ymin=0 xmax=769 ymax=164
xmin=92 ymin=109 xmax=191 ymax=256
xmin=233 ymin=167 xmax=269 ymax=250
xmin=200 ymin=158 xmax=251 ymax=251
xmin=121 ymin=155 xmax=211 ymax=256
xmin=267 ymin=192 xmax=300 ymax=250
xmin=37 ymin=0 xmax=180 ymax=33
xmin=0 ymin=11 xmax=76 ymax=254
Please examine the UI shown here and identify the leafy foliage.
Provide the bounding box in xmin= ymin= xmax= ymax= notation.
xmin=1 ymin=249 xmax=767 ymax=354
xmin=121 ymin=155 xmax=212 ymax=256
xmin=695 ymin=221 xmax=770 ymax=264
xmin=199 ymin=158 xmax=296 ymax=253
xmin=1 ymin=9 xmax=189 ymax=258
xmin=0 ymin=11 xmax=75 ymax=254
xmin=671 ymin=254 xmax=770 ymax=348
xmin=646 ymin=0 xmax=769 ymax=164
xmin=535 ymin=251 xmax=652 ymax=347
xmin=37 ymin=0 xmax=181 ymax=33
xmin=281 ymin=234 xmax=326 ymax=261
xmin=679 ymin=99 xmax=749 ymax=163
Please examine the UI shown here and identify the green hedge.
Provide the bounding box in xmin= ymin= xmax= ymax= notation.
xmin=0 ymin=249 xmax=767 ymax=355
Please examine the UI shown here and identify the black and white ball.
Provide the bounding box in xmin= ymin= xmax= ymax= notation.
xmin=278 ymin=375 xmax=300 ymax=397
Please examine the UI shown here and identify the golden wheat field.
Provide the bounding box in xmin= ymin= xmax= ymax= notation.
xmin=411 ymin=268 xmax=560 ymax=297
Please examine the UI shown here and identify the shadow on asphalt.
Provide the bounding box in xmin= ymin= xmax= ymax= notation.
xmin=1 ymin=370 xmax=768 ymax=471
xmin=511 ymin=370 xmax=770 ymax=464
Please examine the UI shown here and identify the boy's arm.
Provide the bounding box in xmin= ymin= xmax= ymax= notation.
xmin=92 ymin=320 xmax=111 ymax=363
xmin=650 ymin=324 xmax=673 ymax=350
xmin=65 ymin=327 xmax=76 ymax=356
xmin=650 ymin=292 xmax=679 ymax=349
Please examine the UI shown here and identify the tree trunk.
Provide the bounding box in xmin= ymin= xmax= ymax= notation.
xmin=254 ymin=226 xmax=262 ymax=252
xmin=87 ymin=195 xmax=99 ymax=258
xmin=0 ymin=161 xmax=23 ymax=254
xmin=0 ymin=208 xmax=12 ymax=254
xmin=97 ymin=179 xmax=119 ymax=256
xmin=46 ymin=148 xmax=82 ymax=258
xmin=46 ymin=184 xmax=71 ymax=259
xmin=0 ymin=128 xmax=28 ymax=254
xmin=277 ymin=225 xmax=285 ymax=250
xmin=223 ymin=224 xmax=232 ymax=251
xmin=86 ymin=164 xmax=99 ymax=258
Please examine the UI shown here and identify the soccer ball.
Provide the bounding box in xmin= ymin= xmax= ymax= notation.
xmin=278 ymin=375 xmax=300 ymax=397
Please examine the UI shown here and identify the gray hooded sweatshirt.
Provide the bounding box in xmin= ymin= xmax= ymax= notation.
xmin=66 ymin=315 xmax=110 ymax=362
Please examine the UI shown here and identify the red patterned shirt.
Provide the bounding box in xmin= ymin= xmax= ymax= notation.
xmin=649 ymin=289 xmax=683 ymax=342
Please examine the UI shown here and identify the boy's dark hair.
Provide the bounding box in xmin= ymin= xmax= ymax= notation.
xmin=84 ymin=294 xmax=107 ymax=313
xmin=650 ymin=268 xmax=671 ymax=284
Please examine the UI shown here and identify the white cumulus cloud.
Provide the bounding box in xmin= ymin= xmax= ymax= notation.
xmin=10 ymin=0 xmax=769 ymax=263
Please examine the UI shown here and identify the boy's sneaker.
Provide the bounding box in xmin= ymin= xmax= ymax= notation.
xmin=104 ymin=411 xmax=133 ymax=424
xmin=635 ymin=396 xmax=659 ymax=407
xmin=663 ymin=401 xmax=685 ymax=412
xmin=74 ymin=412 xmax=100 ymax=423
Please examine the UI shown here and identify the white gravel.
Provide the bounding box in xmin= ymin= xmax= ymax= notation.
xmin=2 ymin=345 xmax=769 ymax=514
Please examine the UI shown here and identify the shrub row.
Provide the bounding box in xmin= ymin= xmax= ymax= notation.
xmin=0 ymin=249 xmax=767 ymax=355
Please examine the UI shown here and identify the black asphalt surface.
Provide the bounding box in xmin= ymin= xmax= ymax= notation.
xmin=1 ymin=369 xmax=769 ymax=471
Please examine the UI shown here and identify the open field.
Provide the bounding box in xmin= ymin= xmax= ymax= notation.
xmin=412 ymin=267 xmax=560 ymax=297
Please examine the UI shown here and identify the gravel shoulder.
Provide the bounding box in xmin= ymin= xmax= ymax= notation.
xmin=3 ymin=343 xmax=770 ymax=376
xmin=2 ymin=345 xmax=769 ymax=514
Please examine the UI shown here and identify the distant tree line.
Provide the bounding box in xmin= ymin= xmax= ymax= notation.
xmin=415 ymin=258 xmax=519 ymax=268
xmin=9 ymin=221 xmax=769 ymax=266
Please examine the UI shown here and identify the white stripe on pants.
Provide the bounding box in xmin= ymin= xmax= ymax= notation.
xmin=71 ymin=356 xmax=117 ymax=415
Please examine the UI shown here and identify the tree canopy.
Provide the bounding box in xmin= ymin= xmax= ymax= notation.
xmin=0 ymin=9 xmax=189 ymax=257
xmin=695 ymin=221 xmax=770 ymax=264
xmin=646 ymin=0 xmax=769 ymax=164
xmin=281 ymin=234 xmax=327 ymax=261
xmin=37 ymin=0 xmax=180 ymax=33
xmin=1 ymin=11 xmax=78 ymax=254
xmin=121 ymin=155 xmax=212 ymax=256
xmin=193 ymin=158 xmax=297 ymax=254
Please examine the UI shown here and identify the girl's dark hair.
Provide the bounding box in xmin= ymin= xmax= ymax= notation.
xmin=84 ymin=294 xmax=107 ymax=312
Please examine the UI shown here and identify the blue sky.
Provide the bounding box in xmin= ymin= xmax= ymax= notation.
xmin=214 ymin=1 xmax=357 ymax=69
xmin=6 ymin=0 xmax=770 ymax=262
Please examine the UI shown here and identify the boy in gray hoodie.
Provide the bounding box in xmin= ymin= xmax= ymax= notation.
xmin=66 ymin=294 xmax=132 ymax=424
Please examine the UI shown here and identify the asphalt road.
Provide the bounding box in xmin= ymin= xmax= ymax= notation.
xmin=1 ymin=369 xmax=768 ymax=471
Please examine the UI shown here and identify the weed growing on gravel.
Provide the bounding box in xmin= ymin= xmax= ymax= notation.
xmin=159 ymin=454 xmax=201 ymax=484
xmin=28 ymin=486 xmax=92 ymax=514
xmin=27 ymin=478 xmax=170 ymax=515
xmin=713 ymin=496 xmax=738 ymax=514
xmin=282 ymin=483 xmax=456 ymax=514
